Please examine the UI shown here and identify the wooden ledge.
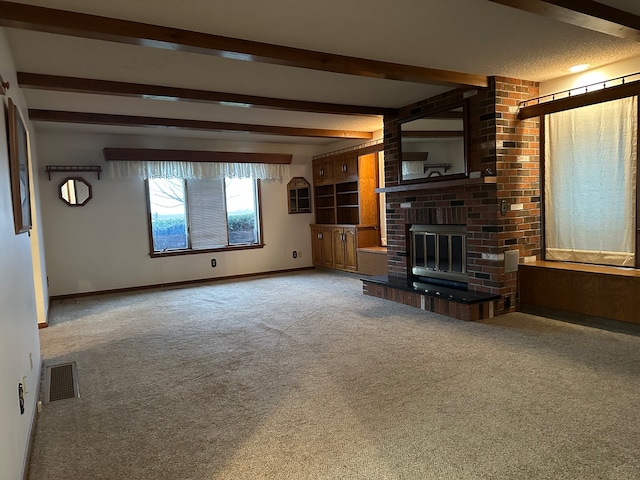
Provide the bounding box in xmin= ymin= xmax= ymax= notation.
xmin=520 ymin=260 xmax=640 ymax=278
xmin=376 ymin=176 xmax=496 ymax=193
xmin=357 ymin=246 xmax=387 ymax=254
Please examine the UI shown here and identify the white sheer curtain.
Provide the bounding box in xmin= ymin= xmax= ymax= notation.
xmin=106 ymin=160 xmax=290 ymax=182
xmin=545 ymin=96 xmax=637 ymax=267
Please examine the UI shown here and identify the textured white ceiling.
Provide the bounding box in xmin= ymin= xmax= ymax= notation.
xmin=4 ymin=0 xmax=640 ymax=145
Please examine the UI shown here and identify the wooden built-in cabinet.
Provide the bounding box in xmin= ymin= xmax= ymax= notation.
xmin=311 ymin=224 xmax=378 ymax=272
xmin=333 ymin=226 xmax=357 ymax=271
xmin=311 ymin=151 xmax=380 ymax=272
xmin=311 ymin=225 xmax=334 ymax=268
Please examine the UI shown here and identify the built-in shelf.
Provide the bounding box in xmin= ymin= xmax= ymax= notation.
xmin=46 ymin=165 xmax=102 ymax=180
xmin=375 ymin=176 xmax=497 ymax=193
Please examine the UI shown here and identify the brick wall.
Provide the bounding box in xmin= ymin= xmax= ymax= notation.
xmin=382 ymin=77 xmax=540 ymax=316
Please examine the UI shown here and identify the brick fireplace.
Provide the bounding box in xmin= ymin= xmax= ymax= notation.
xmin=363 ymin=77 xmax=542 ymax=320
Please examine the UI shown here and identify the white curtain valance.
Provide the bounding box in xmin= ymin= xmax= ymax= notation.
xmin=106 ymin=160 xmax=290 ymax=182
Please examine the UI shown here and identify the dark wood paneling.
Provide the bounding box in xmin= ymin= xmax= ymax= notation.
xmin=520 ymin=262 xmax=640 ymax=324
xmin=0 ymin=1 xmax=488 ymax=87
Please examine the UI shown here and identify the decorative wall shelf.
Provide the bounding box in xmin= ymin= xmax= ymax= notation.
xmin=45 ymin=165 xmax=102 ymax=180
xmin=287 ymin=177 xmax=311 ymax=214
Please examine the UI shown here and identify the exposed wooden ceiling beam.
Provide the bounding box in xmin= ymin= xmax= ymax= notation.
xmin=103 ymin=148 xmax=292 ymax=164
xmin=487 ymin=0 xmax=640 ymax=42
xmin=18 ymin=72 xmax=396 ymax=117
xmin=0 ymin=1 xmax=488 ymax=88
xmin=518 ymin=79 xmax=640 ymax=119
xmin=28 ymin=109 xmax=374 ymax=139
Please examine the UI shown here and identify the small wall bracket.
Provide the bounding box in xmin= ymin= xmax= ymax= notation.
xmin=0 ymin=74 xmax=9 ymax=96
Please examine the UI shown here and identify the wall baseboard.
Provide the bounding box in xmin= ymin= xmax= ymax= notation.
xmin=49 ymin=266 xmax=316 ymax=301
xmin=22 ymin=360 xmax=42 ymax=480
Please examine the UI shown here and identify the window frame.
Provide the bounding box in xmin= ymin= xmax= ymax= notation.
xmin=144 ymin=178 xmax=264 ymax=258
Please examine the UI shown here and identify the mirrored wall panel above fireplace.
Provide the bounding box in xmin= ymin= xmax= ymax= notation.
xmin=399 ymin=103 xmax=468 ymax=184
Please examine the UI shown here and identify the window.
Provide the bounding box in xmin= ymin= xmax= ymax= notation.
xmin=544 ymin=97 xmax=637 ymax=267
xmin=146 ymin=177 xmax=261 ymax=255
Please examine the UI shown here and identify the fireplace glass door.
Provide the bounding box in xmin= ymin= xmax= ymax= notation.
xmin=411 ymin=225 xmax=467 ymax=284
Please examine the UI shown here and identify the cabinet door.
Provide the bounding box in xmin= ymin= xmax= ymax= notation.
xmin=320 ymin=226 xmax=334 ymax=267
xmin=312 ymin=226 xmax=334 ymax=267
xmin=332 ymin=228 xmax=346 ymax=270
xmin=333 ymin=153 xmax=358 ymax=182
xmin=313 ymin=158 xmax=334 ymax=185
xmin=343 ymin=227 xmax=358 ymax=271
xmin=343 ymin=153 xmax=359 ymax=181
xmin=312 ymin=159 xmax=325 ymax=185
xmin=311 ymin=226 xmax=324 ymax=265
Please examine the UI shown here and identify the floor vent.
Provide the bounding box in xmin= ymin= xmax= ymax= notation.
xmin=45 ymin=362 xmax=79 ymax=403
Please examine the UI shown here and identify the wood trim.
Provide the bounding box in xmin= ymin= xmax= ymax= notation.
xmin=150 ymin=243 xmax=265 ymax=258
xmin=143 ymin=180 xmax=155 ymax=258
xmin=104 ymin=148 xmax=292 ymax=164
xmin=540 ymin=115 xmax=547 ymax=261
xmin=637 ymin=101 xmax=639 ymax=268
xmin=312 ymin=140 xmax=384 ymax=160
xmin=355 ymin=142 xmax=385 ymax=156
xmin=48 ymin=266 xmax=316 ymax=301
xmin=28 ymin=109 xmax=373 ymax=139
xmin=17 ymin=72 xmax=396 ymax=117
xmin=487 ymin=0 xmax=640 ymax=41
xmin=256 ymin=179 xmax=265 ymax=249
xmin=0 ymin=1 xmax=488 ymax=87
xmin=519 ymin=80 xmax=640 ymax=119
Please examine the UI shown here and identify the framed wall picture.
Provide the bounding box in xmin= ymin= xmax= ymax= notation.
xmin=6 ymin=97 xmax=31 ymax=234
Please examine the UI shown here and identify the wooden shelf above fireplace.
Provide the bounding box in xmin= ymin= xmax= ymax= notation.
xmin=375 ymin=176 xmax=496 ymax=194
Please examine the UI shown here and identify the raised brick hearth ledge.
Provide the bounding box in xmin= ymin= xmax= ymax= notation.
xmin=362 ymin=276 xmax=500 ymax=322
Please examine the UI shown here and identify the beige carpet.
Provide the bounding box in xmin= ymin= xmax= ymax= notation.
xmin=30 ymin=270 xmax=640 ymax=479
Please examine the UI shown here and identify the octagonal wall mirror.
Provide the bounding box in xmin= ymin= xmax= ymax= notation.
xmin=399 ymin=102 xmax=469 ymax=183
xmin=59 ymin=177 xmax=92 ymax=206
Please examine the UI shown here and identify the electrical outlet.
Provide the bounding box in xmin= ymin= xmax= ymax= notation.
xmin=211 ymin=259 xmax=216 ymax=268
xmin=292 ymin=251 xmax=297 ymax=259
xmin=297 ymin=251 xmax=302 ymax=259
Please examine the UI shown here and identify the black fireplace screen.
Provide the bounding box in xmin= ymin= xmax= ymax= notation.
xmin=410 ymin=225 xmax=467 ymax=283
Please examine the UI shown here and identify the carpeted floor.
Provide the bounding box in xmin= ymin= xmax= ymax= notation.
xmin=30 ymin=270 xmax=640 ymax=479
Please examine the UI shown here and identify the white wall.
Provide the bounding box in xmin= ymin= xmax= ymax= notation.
xmin=0 ymin=28 xmax=43 ymax=480
xmin=36 ymin=131 xmax=317 ymax=296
